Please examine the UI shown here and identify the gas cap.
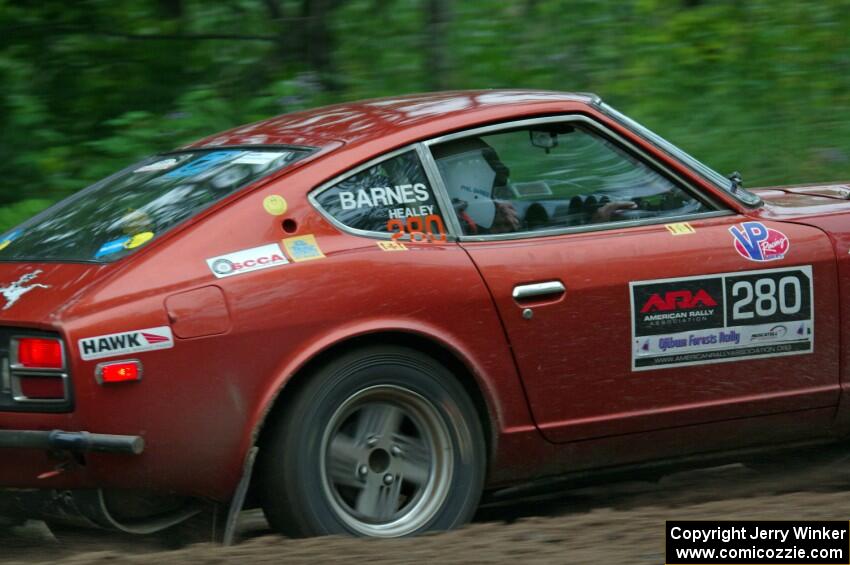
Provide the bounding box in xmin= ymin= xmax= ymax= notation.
xmin=165 ymin=286 xmax=231 ymax=339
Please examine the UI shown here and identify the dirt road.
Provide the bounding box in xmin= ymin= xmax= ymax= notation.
xmin=3 ymin=451 xmax=850 ymax=564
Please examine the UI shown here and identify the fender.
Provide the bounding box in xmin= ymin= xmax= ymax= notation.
xmin=238 ymin=315 xmax=537 ymax=482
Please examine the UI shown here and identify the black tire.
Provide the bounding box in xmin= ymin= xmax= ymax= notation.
xmin=259 ymin=345 xmax=486 ymax=538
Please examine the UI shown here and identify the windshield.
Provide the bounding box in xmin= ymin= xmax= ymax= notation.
xmin=0 ymin=147 xmax=314 ymax=262
xmin=600 ymin=103 xmax=761 ymax=206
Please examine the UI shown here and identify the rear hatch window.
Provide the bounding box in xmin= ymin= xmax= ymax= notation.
xmin=0 ymin=147 xmax=314 ymax=263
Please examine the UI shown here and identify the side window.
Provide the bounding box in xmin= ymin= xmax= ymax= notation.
xmin=430 ymin=123 xmax=712 ymax=236
xmin=314 ymin=151 xmax=447 ymax=241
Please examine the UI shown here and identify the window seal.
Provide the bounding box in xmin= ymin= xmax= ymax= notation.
xmin=457 ymin=210 xmax=733 ymax=242
xmin=421 ymin=114 xmax=730 ymax=242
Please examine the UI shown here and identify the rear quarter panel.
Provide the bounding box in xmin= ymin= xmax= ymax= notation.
xmin=46 ymin=162 xmax=532 ymax=500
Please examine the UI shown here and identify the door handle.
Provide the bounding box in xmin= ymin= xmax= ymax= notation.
xmin=512 ymin=281 xmax=566 ymax=301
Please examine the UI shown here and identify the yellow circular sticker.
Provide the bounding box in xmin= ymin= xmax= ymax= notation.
xmin=263 ymin=195 xmax=288 ymax=216
xmin=124 ymin=231 xmax=155 ymax=250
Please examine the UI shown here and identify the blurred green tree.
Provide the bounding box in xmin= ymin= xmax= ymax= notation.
xmin=0 ymin=0 xmax=848 ymax=230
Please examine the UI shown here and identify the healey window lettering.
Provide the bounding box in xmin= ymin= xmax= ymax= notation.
xmin=387 ymin=204 xmax=436 ymax=220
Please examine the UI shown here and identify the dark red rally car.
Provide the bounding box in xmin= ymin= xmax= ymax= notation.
xmin=1 ymin=90 xmax=849 ymax=542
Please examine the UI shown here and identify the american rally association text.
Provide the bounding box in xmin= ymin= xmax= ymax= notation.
xmin=669 ymin=525 xmax=848 ymax=544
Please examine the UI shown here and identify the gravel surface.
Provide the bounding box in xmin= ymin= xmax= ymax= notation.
xmin=3 ymin=451 xmax=850 ymax=564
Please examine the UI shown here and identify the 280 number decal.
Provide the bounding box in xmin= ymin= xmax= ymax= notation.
xmin=388 ymin=214 xmax=447 ymax=243
xmin=726 ymin=269 xmax=811 ymax=325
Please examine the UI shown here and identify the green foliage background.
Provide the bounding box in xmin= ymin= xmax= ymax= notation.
xmin=1 ymin=0 xmax=849 ymax=231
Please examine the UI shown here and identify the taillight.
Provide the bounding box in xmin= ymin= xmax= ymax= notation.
xmin=9 ymin=336 xmax=68 ymax=404
xmin=17 ymin=337 xmax=64 ymax=369
xmin=17 ymin=376 xmax=66 ymax=399
xmin=96 ymin=360 xmax=142 ymax=385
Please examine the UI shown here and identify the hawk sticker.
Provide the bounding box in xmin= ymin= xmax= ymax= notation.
xmin=79 ymin=326 xmax=175 ymax=361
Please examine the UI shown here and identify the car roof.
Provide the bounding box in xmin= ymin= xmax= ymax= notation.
xmin=187 ymin=90 xmax=600 ymax=151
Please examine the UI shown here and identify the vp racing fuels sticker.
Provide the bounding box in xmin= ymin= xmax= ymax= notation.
xmin=729 ymin=221 xmax=790 ymax=262
xmin=79 ymin=326 xmax=174 ymax=361
xmin=631 ymin=266 xmax=813 ymax=370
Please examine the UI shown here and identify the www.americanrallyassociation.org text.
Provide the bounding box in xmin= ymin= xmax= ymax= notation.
xmin=670 ymin=525 xmax=847 ymax=544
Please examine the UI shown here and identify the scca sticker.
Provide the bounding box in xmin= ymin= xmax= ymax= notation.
xmin=207 ymin=243 xmax=289 ymax=278
xmin=79 ymin=326 xmax=174 ymax=361
xmin=729 ymin=221 xmax=789 ymax=262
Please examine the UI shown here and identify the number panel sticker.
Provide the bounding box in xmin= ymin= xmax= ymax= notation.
xmin=630 ymin=266 xmax=813 ymax=371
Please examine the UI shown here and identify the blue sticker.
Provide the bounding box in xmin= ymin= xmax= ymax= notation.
xmin=291 ymin=240 xmax=318 ymax=259
xmin=95 ymin=236 xmax=131 ymax=259
xmin=162 ymin=151 xmax=242 ymax=179
xmin=0 ymin=230 xmax=21 ymax=251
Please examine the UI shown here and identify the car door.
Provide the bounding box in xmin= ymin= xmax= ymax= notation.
xmin=423 ymin=115 xmax=840 ymax=444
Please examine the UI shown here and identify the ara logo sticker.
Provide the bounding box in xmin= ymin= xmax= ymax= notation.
xmin=206 ymin=243 xmax=289 ymax=278
xmin=79 ymin=326 xmax=174 ymax=361
xmin=729 ymin=222 xmax=789 ymax=262
xmin=640 ymin=289 xmax=718 ymax=313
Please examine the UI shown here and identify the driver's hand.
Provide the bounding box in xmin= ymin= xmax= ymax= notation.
xmin=592 ymin=201 xmax=637 ymax=223
xmin=491 ymin=201 xmax=520 ymax=233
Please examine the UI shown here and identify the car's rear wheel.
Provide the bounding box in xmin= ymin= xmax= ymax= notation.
xmin=260 ymin=345 xmax=486 ymax=538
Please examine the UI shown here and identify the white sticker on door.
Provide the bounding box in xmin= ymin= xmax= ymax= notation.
xmin=630 ymin=266 xmax=813 ymax=371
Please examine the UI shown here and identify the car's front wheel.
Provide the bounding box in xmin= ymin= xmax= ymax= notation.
xmin=259 ymin=345 xmax=486 ymax=538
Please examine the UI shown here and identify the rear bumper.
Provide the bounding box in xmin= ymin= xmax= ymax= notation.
xmin=0 ymin=430 xmax=144 ymax=455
